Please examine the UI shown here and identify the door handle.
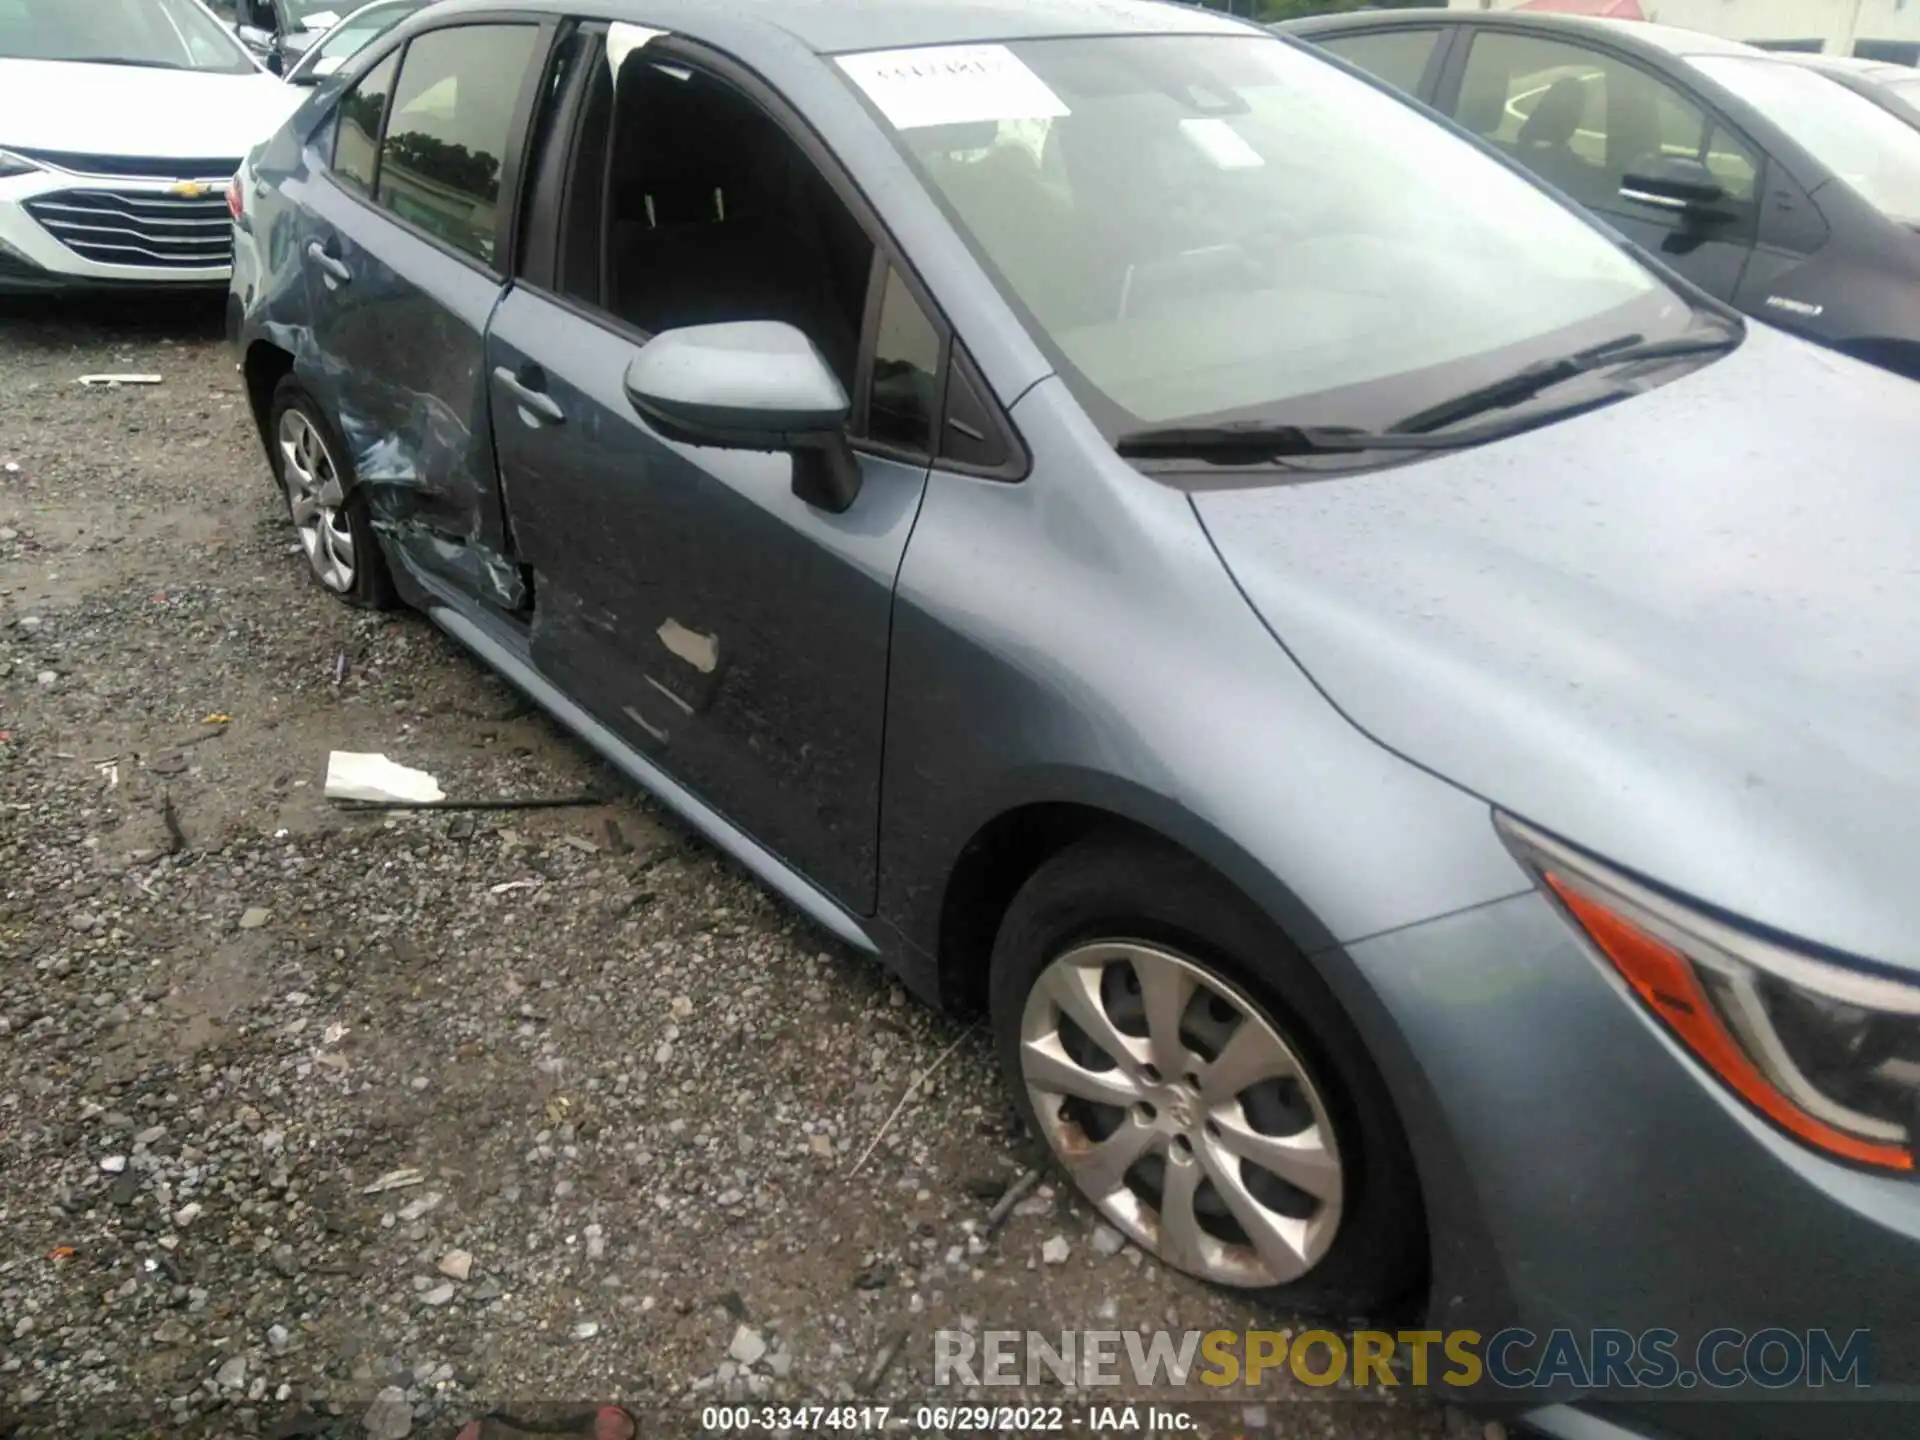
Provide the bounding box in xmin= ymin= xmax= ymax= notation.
xmin=493 ymin=365 xmax=565 ymax=425
xmin=306 ymin=240 xmax=351 ymax=284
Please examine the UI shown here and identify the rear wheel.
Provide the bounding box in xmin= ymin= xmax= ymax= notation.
xmin=988 ymin=835 xmax=1424 ymax=1312
xmin=268 ymin=378 xmax=395 ymax=609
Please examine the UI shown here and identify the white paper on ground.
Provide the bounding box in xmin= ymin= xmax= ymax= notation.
xmin=837 ymin=44 xmax=1070 ymax=131
xmin=324 ymin=751 xmax=446 ymax=805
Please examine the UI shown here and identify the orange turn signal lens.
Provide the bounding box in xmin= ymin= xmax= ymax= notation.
xmin=1544 ymin=873 xmax=1914 ymax=1173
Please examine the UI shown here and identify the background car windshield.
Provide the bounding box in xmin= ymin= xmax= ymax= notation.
xmin=0 ymin=0 xmax=255 ymax=72
xmin=860 ymin=35 xmax=1677 ymax=431
xmin=1693 ymin=56 xmax=1920 ymax=225
xmin=285 ymin=0 xmax=350 ymax=27
xmin=300 ymin=0 xmax=419 ymax=76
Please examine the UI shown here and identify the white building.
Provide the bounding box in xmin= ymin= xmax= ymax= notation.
xmin=1448 ymin=1 xmax=1920 ymax=63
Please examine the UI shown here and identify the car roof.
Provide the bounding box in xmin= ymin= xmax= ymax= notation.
xmin=423 ymin=0 xmax=1254 ymax=55
xmin=1773 ymin=51 xmax=1910 ymax=80
xmin=1276 ymin=8 xmax=1766 ymax=60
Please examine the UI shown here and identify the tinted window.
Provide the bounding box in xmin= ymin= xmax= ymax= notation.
xmin=867 ymin=268 xmax=941 ymax=452
xmin=334 ymin=49 xmax=399 ymax=197
xmin=1455 ymin=33 xmax=1757 ymax=207
xmin=1318 ymin=29 xmax=1441 ymax=97
xmin=377 ymin=24 xmax=540 ymax=267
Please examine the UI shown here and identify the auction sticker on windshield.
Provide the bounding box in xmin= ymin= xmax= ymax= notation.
xmin=837 ymin=44 xmax=1070 ymax=130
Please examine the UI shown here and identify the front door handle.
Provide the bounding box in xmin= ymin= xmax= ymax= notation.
xmin=306 ymin=240 xmax=351 ymax=285
xmin=493 ymin=365 xmax=565 ymax=425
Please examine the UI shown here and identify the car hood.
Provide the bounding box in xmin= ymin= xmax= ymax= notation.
xmin=1194 ymin=326 xmax=1920 ymax=972
xmin=0 ymin=61 xmax=299 ymax=161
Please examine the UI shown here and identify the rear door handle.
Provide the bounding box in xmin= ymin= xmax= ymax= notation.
xmin=493 ymin=365 xmax=565 ymax=425
xmin=306 ymin=240 xmax=351 ymax=284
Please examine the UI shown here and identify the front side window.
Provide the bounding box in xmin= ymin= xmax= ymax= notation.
xmin=1456 ymin=33 xmax=1758 ymax=207
xmin=1317 ymin=29 xmax=1441 ymax=97
xmin=333 ymin=48 xmax=399 ymax=195
xmin=867 ymin=267 xmax=942 ymax=453
xmin=850 ymin=35 xmax=1688 ymax=434
xmin=0 ymin=0 xmax=255 ymax=73
xmin=1691 ymin=56 xmax=1920 ymax=225
xmin=376 ymin=24 xmax=541 ymax=266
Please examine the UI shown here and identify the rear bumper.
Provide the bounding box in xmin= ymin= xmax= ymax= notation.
xmin=1347 ymin=891 xmax=1920 ymax=1440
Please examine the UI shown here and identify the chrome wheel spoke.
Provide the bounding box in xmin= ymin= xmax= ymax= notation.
xmin=1134 ymin=952 xmax=1198 ymax=1078
xmin=328 ymin=518 xmax=356 ymax=573
xmin=288 ymin=491 xmax=319 ymax=525
xmin=1198 ymin=1135 xmax=1314 ymax=1282
xmin=1210 ymin=1115 xmax=1342 ymax=1202
xmin=1199 ymin=1014 xmax=1296 ymax=1106
xmin=1156 ymin=1148 xmax=1208 ymax=1274
xmin=1066 ymin=1116 xmax=1156 ymax=1198
xmin=1022 ymin=1034 xmax=1144 ymax=1108
xmin=315 ymin=475 xmax=345 ymax=509
xmin=1041 ymin=960 xmax=1146 ymax=1075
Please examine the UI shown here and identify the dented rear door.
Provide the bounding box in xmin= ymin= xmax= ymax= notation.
xmin=299 ymin=18 xmax=550 ymax=608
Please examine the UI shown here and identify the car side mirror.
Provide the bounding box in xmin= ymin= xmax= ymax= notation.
xmin=1619 ymin=155 xmax=1730 ymax=220
xmin=235 ymin=23 xmax=275 ymax=51
xmin=623 ymin=321 xmax=862 ymax=513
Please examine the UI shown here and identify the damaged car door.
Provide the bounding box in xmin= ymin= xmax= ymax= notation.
xmin=484 ymin=32 xmax=944 ymax=912
xmin=299 ymin=18 xmax=547 ymax=607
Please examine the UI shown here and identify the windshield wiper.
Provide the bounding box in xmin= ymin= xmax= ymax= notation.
xmin=1115 ymin=421 xmax=1471 ymax=464
xmin=67 ymin=56 xmax=188 ymax=70
xmin=1387 ymin=331 xmax=1738 ymax=436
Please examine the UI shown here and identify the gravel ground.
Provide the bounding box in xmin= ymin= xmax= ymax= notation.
xmin=0 ymin=299 xmax=1456 ymax=1440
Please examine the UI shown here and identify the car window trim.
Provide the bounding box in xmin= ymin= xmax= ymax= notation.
xmin=515 ymin=17 xmax=605 ymax=295
xmin=511 ymin=31 xmax=1029 ymax=481
xmin=322 ymin=13 xmax=557 ymax=282
xmin=1436 ymin=22 xmax=1773 ymax=223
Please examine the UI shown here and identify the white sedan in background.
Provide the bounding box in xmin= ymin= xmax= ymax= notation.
xmin=0 ymin=0 xmax=301 ymax=294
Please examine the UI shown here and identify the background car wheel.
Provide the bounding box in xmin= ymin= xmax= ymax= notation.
xmin=268 ymin=377 xmax=395 ymax=609
xmin=989 ymin=834 xmax=1425 ymax=1314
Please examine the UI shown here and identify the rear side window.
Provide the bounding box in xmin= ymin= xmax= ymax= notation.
xmin=1318 ymin=29 xmax=1441 ymax=97
xmin=334 ymin=49 xmax=399 ymax=196
xmin=376 ymin=24 xmax=541 ymax=267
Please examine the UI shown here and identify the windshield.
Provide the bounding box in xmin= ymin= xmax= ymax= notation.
xmin=0 ymin=0 xmax=255 ymax=73
xmin=296 ymin=0 xmax=419 ymax=77
xmin=844 ymin=35 xmax=1690 ymax=434
xmin=1693 ymin=56 xmax=1920 ymax=224
xmin=284 ymin=0 xmax=350 ymax=29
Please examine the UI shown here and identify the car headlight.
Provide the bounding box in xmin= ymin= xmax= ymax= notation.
xmin=1500 ymin=813 xmax=1918 ymax=1173
xmin=0 ymin=149 xmax=43 ymax=180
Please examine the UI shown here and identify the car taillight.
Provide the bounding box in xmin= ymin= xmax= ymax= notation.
xmin=1500 ymin=813 xmax=1919 ymax=1173
xmin=227 ymin=172 xmax=244 ymax=222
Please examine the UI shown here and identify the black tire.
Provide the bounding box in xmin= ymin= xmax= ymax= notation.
xmin=988 ymin=832 xmax=1426 ymax=1316
xmin=266 ymin=376 xmax=397 ymax=610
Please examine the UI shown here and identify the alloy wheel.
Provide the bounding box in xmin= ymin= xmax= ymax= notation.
xmin=278 ymin=408 xmax=356 ymax=594
xmin=1019 ymin=940 xmax=1344 ymax=1288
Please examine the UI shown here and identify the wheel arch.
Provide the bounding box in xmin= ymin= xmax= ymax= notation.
xmin=932 ymin=781 xmax=1342 ymax=1020
xmin=243 ymin=338 xmax=296 ymax=450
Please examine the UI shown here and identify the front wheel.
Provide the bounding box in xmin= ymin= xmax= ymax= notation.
xmin=988 ymin=835 xmax=1425 ymax=1312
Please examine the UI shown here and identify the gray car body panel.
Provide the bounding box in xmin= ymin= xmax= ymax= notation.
xmin=1196 ymin=326 xmax=1920 ymax=974
xmin=232 ymin=4 xmax=1920 ymax=1435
